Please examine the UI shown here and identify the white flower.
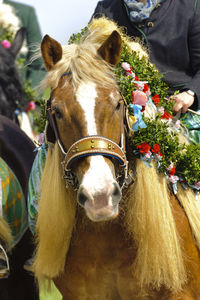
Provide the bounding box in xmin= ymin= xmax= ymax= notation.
xmin=0 ymin=4 xmax=28 ymax=54
xmin=0 ymin=4 xmax=20 ymax=32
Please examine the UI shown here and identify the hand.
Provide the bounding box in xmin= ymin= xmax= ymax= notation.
xmin=169 ymin=92 xmax=194 ymax=114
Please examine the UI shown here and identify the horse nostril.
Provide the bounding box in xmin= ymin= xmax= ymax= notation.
xmin=78 ymin=189 xmax=88 ymax=207
xmin=112 ymin=182 xmax=121 ymax=198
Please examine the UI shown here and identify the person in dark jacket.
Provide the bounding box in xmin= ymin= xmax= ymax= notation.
xmin=91 ymin=0 xmax=200 ymax=114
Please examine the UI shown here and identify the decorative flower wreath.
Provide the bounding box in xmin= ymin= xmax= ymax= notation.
xmin=116 ymin=43 xmax=200 ymax=194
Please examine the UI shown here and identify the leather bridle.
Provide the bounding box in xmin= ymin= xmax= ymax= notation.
xmin=46 ymin=95 xmax=133 ymax=191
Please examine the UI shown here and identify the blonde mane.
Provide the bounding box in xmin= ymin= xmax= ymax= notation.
xmin=34 ymin=17 xmax=200 ymax=292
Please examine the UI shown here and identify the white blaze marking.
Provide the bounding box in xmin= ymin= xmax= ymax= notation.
xmin=76 ymin=82 xmax=97 ymax=135
xmin=76 ymin=82 xmax=115 ymax=195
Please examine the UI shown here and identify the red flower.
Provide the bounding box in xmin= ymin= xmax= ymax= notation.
xmin=161 ymin=111 xmax=173 ymax=120
xmin=169 ymin=167 xmax=176 ymax=177
xmin=143 ymin=83 xmax=149 ymax=93
xmin=135 ymin=75 xmax=139 ymax=81
xmin=137 ymin=142 xmax=151 ymax=154
xmin=152 ymin=94 xmax=160 ymax=106
xmin=152 ymin=144 xmax=160 ymax=153
xmin=126 ymin=69 xmax=133 ymax=76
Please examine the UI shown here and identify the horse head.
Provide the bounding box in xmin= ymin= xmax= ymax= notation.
xmin=41 ymin=30 xmax=126 ymax=222
xmin=0 ymin=28 xmax=25 ymax=120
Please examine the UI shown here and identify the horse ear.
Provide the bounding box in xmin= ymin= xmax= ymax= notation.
xmin=98 ymin=30 xmax=122 ymax=65
xmin=10 ymin=27 xmax=26 ymax=58
xmin=41 ymin=35 xmax=63 ymax=71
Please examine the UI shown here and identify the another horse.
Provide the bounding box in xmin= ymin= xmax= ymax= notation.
xmin=34 ymin=18 xmax=200 ymax=299
xmin=0 ymin=115 xmax=38 ymax=300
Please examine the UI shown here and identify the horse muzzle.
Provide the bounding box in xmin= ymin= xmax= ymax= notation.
xmin=77 ymin=181 xmax=121 ymax=222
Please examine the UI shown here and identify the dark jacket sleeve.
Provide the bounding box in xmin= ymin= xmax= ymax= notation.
xmin=91 ymin=0 xmax=117 ymax=20
xmin=184 ymin=1 xmax=200 ymax=110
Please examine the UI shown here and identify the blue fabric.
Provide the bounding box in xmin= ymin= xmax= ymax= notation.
xmin=181 ymin=111 xmax=200 ymax=144
xmin=129 ymin=104 xmax=147 ymax=131
xmin=124 ymin=0 xmax=163 ymax=22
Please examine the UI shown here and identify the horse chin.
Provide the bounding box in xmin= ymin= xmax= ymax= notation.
xmin=84 ymin=205 xmax=119 ymax=222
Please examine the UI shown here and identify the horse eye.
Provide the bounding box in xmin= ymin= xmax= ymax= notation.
xmin=54 ymin=107 xmax=63 ymax=119
xmin=116 ymin=102 xmax=121 ymax=111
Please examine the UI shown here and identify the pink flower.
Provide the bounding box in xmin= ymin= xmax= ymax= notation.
xmin=1 ymin=40 xmax=11 ymax=49
xmin=121 ymin=62 xmax=131 ymax=71
xmin=26 ymin=101 xmax=36 ymax=112
xmin=169 ymin=175 xmax=179 ymax=183
xmin=37 ymin=132 xmax=45 ymax=145
xmin=144 ymin=151 xmax=152 ymax=159
xmin=157 ymin=106 xmax=165 ymax=115
xmin=195 ymin=181 xmax=200 ymax=188
xmin=175 ymin=120 xmax=181 ymax=128
xmin=132 ymin=90 xmax=148 ymax=106
xmin=156 ymin=152 xmax=163 ymax=160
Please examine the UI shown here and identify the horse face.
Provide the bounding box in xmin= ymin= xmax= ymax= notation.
xmin=42 ymin=31 xmax=123 ymax=222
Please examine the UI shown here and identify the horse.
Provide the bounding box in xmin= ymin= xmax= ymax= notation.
xmin=33 ymin=18 xmax=200 ymax=299
xmin=0 ymin=28 xmax=39 ymax=299
xmin=0 ymin=114 xmax=38 ymax=300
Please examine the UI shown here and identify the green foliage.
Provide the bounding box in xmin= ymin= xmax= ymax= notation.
xmin=176 ymin=144 xmax=200 ymax=184
xmin=0 ymin=25 xmax=14 ymax=42
xmin=23 ymin=80 xmax=38 ymax=103
xmin=33 ymin=98 xmax=46 ymax=133
xmin=68 ymin=27 xmax=89 ymax=44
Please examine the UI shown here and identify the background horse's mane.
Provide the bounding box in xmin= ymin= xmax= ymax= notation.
xmin=0 ymin=44 xmax=24 ymax=120
xmin=35 ymin=17 xmax=200 ymax=292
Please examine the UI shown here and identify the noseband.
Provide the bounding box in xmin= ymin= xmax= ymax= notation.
xmin=46 ymin=92 xmax=133 ymax=191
